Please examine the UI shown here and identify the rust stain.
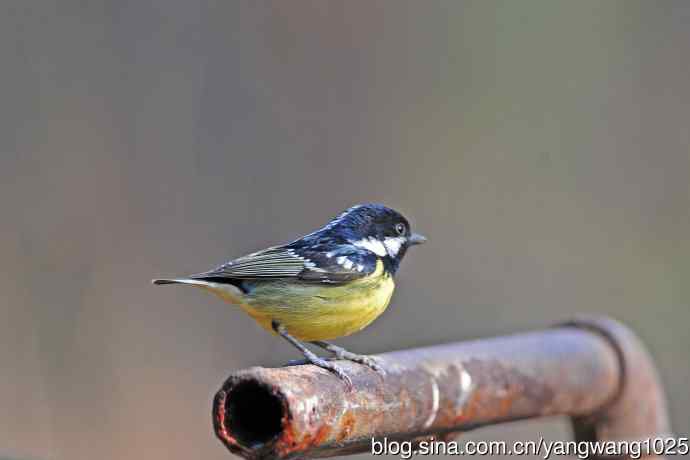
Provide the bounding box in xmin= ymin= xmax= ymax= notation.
xmin=213 ymin=389 xmax=243 ymax=452
xmin=336 ymin=411 xmax=356 ymax=442
xmin=451 ymin=359 xmax=555 ymax=424
xmin=313 ymin=423 xmax=332 ymax=444
xmin=277 ymin=416 xmax=332 ymax=457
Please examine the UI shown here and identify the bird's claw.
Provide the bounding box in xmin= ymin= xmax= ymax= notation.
xmin=316 ymin=359 xmax=354 ymax=389
xmin=334 ymin=351 xmax=386 ymax=376
xmin=286 ymin=354 xmax=385 ymax=379
xmin=284 ymin=357 xmax=353 ymax=389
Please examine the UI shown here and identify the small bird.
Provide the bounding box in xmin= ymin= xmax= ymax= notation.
xmin=153 ymin=203 xmax=426 ymax=386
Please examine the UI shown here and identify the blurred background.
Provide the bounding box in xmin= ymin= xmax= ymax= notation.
xmin=2 ymin=1 xmax=689 ymax=459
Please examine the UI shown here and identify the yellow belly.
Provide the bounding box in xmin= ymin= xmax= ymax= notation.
xmin=236 ymin=260 xmax=395 ymax=341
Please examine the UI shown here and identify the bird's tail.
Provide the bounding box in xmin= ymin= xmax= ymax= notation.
xmin=152 ymin=278 xmax=211 ymax=287
xmin=151 ymin=277 xmax=243 ymax=305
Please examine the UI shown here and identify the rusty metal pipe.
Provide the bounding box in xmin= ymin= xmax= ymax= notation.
xmin=566 ymin=316 xmax=672 ymax=459
xmin=213 ymin=317 xmax=670 ymax=459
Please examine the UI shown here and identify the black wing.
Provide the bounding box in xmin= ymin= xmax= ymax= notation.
xmin=191 ymin=245 xmax=377 ymax=284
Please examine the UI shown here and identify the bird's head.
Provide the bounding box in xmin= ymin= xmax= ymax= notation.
xmin=321 ymin=203 xmax=426 ymax=273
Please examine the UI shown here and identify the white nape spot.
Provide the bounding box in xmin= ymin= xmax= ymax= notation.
xmin=356 ymin=264 xmax=364 ymax=272
xmin=325 ymin=252 xmax=335 ymax=258
xmin=336 ymin=256 xmax=347 ymax=265
xmin=343 ymin=259 xmax=353 ymax=270
xmin=383 ymin=236 xmax=405 ymax=257
xmin=351 ymin=237 xmax=387 ymax=257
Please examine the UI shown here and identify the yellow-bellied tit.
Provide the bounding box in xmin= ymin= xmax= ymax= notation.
xmin=152 ymin=203 xmax=426 ymax=386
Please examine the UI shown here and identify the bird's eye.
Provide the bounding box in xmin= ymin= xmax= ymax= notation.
xmin=395 ymin=223 xmax=406 ymax=235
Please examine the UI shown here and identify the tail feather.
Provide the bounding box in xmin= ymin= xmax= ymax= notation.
xmin=151 ymin=276 xmax=243 ymax=304
xmin=152 ymin=278 xmax=210 ymax=286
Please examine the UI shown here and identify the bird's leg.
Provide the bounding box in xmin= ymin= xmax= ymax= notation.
xmin=271 ymin=321 xmax=353 ymax=388
xmin=311 ymin=340 xmax=386 ymax=375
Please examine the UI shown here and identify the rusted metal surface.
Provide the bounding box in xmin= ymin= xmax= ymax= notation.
xmin=213 ymin=319 xmax=672 ymax=459
xmin=565 ymin=316 xmax=672 ymax=459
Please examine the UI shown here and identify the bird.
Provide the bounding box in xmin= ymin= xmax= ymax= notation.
xmin=152 ymin=203 xmax=426 ymax=386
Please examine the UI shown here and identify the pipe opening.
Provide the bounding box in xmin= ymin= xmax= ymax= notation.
xmin=225 ymin=381 xmax=284 ymax=448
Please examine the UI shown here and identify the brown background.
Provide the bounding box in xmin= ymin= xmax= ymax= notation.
xmin=1 ymin=2 xmax=689 ymax=459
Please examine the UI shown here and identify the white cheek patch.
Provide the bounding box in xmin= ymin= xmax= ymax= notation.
xmin=351 ymin=237 xmax=388 ymax=257
xmin=383 ymin=236 xmax=405 ymax=257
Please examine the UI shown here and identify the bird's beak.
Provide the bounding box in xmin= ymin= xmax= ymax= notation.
xmin=408 ymin=233 xmax=427 ymax=245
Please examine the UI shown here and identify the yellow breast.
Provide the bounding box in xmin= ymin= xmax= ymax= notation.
xmin=238 ymin=259 xmax=395 ymax=341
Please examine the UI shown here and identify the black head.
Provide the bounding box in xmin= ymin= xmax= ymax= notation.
xmin=318 ymin=203 xmax=426 ymax=273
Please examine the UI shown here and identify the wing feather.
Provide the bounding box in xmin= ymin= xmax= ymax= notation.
xmin=191 ymin=245 xmax=376 ymax=283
